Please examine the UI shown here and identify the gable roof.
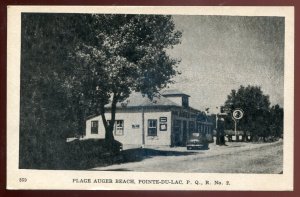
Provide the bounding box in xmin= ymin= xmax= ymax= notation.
xmin=105 ymin=92 xmax=181 ymax=109
xmin=120 ymin=92 xmax=180 ymax=108
xmin=87 ymin=91 xmax=206 ymax=120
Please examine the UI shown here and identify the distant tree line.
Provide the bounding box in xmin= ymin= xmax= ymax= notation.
xmin=222 ymin=85 xmax=283 ymax=142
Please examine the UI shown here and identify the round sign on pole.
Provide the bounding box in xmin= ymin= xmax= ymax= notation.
xmin=232 ymin=109 xmax=244 ymax=120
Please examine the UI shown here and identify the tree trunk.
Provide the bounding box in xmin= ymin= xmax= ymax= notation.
xmin=74 ymin=95 xmax=85 ymax=137
xmin=77 ymin=105 xmax=84 ymax=137
xmin=105 ymin=125 xmax=115 ymax=144
xmin=103 ymin=92 xmax=119 ymax=149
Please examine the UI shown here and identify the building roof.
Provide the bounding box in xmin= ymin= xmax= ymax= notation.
xmin=87 ymin=91 xmax=207 ymax=120
xmin=106 ymin=92 xmax=181 ymax=108
xmin=161 ymin=89 xmax=190 ymax=97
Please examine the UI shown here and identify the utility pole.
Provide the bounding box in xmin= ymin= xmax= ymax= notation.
xmin=142 ymin=107 xmax=145 ymax=146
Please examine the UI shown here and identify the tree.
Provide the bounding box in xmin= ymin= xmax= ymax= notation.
xmin=269 ymin=104 xmax=284 ymax=138
xmin=20 ymin=13 xmax=182 ymax=168
xmin=71 ymin=14 xmax=182 ymax=145
xmin=20 ymin=14 xmax=95 ymax=168
xmin=223 ymin=85 xmax=271 ymax=141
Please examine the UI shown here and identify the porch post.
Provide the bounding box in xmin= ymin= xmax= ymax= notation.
xmin=142 ymin=107 xmax=145 ymax=146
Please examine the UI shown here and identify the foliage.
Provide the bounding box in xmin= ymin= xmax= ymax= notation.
xmin=20 ymin=14 xmax=86 ymax=168
xmin=70 ymin=14 xmax=182 ymax=142
xmin=19 ymin=13 xmax=181 ymax=168
xmin=62 ymin=139 xmax=122 ymax=170
xmin=269 ymin=104 xmax=284 ymax=138
xmin=223 ymin=85 xmax=283 ymax=141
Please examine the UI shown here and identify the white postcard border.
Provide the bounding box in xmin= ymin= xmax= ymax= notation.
xmin=7 ymin=6 xmax=294 ymax=191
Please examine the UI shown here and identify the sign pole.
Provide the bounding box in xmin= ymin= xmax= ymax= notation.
xmin=232 ymin=108 xmax=244 ymax=142
xmin=234 ymin=119 xmax=237 ymax=137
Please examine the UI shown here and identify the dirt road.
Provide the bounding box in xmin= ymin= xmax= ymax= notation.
xmin=92 ymin=140 xmax=283 ymax=173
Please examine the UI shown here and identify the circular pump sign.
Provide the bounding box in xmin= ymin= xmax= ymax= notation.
xmin=232 ymin=109 xmax=244 ymax=120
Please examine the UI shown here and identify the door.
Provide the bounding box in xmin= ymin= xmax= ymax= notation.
xmin=182 ymin=121 xmax=187 ymax=146
xmin=173 ymin=120 xmax=181 ymax=146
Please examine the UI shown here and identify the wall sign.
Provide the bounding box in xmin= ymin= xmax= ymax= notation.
xmin=132 ymin=124 xmax=140 ymax=129
xmin=160 ymin=124 xmax=167 ymax=131
xmin=160 ymin=117 xmax=167 ymax=122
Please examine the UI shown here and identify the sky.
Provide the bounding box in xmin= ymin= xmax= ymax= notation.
xmin=165 ymin=15 xmax=285 ymax=113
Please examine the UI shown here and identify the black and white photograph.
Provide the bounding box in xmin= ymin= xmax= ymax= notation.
xmin=7 ymin=6 xmax=294 ymax=190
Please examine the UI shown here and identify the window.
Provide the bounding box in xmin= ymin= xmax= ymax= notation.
xmin=107 ymin=120 xmax=124 ymax=136
xmin=115 ymin=120 xmax=124 ymax=136
xmin=148 ymin=119 xmax=157 ymax=136
xmin=91 ymin=121 xmax=98 ymax=134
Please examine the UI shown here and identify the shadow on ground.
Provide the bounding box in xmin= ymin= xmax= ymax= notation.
xmin=20 ymin=139 xmax=200 ymax=170
xmin=120 ymin=148 xmax=199 ymax=163
xmin=88 ymin=148 xmax=200 ymax=171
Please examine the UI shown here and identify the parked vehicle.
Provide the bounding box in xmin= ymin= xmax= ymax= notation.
xmin=186 ymin=132 xmax=209 ymax=150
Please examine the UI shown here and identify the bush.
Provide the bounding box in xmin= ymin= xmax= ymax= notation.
xmin=20 ymin=138 xmax=122 ymax=170
xmin=62 ymin=139 xmax=123 ymax=170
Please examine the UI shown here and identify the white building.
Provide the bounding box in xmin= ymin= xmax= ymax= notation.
xmin=85 ymin=90 xmax=213 ymax=147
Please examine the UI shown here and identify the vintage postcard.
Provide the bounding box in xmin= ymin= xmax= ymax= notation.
xmin=7 ymin=6 xmax=294 ymax=190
